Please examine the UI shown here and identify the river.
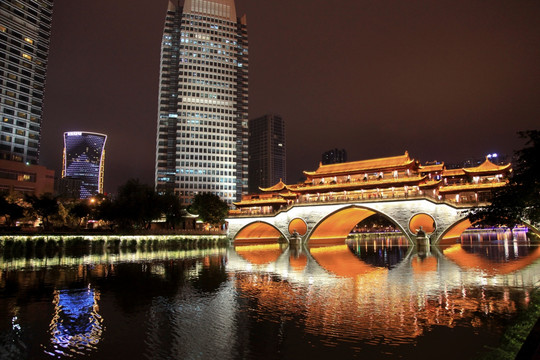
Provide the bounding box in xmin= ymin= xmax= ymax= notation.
xmin=0 ymin=230 xmax=539 ymax=359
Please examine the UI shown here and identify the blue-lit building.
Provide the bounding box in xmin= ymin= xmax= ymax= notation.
xmin=62 ymin=132 xmax=106 ymax=199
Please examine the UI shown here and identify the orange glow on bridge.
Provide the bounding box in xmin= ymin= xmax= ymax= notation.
xmin=442 ymin=219 xmax=472 ymax=242
xmin=234 ymin=222 xmax=282 ymax=243
xmin=409 ymin=213 xmax=435 ymax=234
xmin=288 ymin=218 xmax=307 ymax=235
xmin=309 ymin=207 xmax=376 ymax=243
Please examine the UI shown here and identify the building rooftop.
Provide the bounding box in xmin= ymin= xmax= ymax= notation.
xmin=304 ymin=152 xmax=415 ymax=177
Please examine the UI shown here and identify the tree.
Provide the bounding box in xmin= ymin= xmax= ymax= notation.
xmin=470 ymin=130 xmax=540 ymax=229
xmin=114 ymin=179 xmax=162 ymax=229
xmin=189 ymin=193 xmax=229 ymax=226
xmin=25 ymin=193 xmax=59 ymax=229
xmin=94 ymin=196 xmax=118 ymax=230
xmin=69 ymin=201 xmax=92 ymax=227
xmin=0 ymin=195 xmax=25 ymax=227
xmin=159 ymin=192 xmax=183 ymax=229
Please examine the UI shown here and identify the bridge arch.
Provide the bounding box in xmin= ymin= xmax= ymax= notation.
xmin=436 ymin=218 xmax=472 ymax=245
xmin=306 ymin=205 xmax=412 ymax=244
xmin=233 ymin=221 xmax=287 ymax=244
xmin=409 ymin=213 xmax=436 ymax=235
xmin=288 ymin=218 xmax=308 ymax=236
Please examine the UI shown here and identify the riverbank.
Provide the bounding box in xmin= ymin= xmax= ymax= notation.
xmin=0 ymin=234 xmax=229 ymax=256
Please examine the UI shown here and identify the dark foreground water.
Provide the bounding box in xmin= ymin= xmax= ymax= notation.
xmin=0 ymin=231 xmax=539 ymax=359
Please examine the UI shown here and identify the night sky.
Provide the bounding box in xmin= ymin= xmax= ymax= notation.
xmin=41 ymin=0 xmax=540 ymax=193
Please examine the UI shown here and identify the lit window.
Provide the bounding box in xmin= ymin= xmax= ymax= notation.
xmin=24 ymin=37 xmax=34 ymax=44
xmin=22 ymin=53 xmax=32 ymax=60
xmin=0 ymin=25 xmax=6 ymax=32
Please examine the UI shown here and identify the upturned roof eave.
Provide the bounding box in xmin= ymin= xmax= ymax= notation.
xmin=304 ymin=159 xmax=416 ymax=178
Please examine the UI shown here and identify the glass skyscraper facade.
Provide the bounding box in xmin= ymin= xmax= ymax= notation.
xmin=155 ymin=0 xmax=248 ymax=205
xmin=0 ymin=0 xmax=53 ymax=165
xmin=62 ymin=132 xmax=107 ymax=199
xmin=248 ymin=114 xmax=286 ymax=194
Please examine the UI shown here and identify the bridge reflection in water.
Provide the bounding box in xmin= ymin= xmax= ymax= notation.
xmin=1 ymin=231 xmax=539 ymax=359
xmin=229 ymin=230 xmax=540 ymax=345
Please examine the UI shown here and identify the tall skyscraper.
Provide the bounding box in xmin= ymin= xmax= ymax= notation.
xmin=155 ymin=0 xmax=248 ymax=205
xmin=322 ymin=148 xmax=347 ymax=165
xmin=248 ymin=114 xmax=286 ymax=194
xmin=0 ymin=0 xmax=53 ymax=165
xmin=62 ymin=132 xmax=107 ymax=199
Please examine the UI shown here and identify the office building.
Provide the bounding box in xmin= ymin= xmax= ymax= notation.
xmin=155 ymin=0 xmax=248 ymax=205
xmin=62 ymin=132 xmax=107 ymax=199
xmin=322 ymin=148 xmax=347 ymax=165
xmin=0 ymin=158 xmax=54 ymax=195
xmin=248 ymin=114 xmax=286 ymax=193
xmin=0 ymin=0 xmax=53 ymax=164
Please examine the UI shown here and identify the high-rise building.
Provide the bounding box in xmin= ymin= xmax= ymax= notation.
xmin=155 ymin=0 xmax=248 ymax=205
xmin=0 ymin=0 xmax=53 ymax=165
xmin=248 ymin=114 xmax=286 ymax=193
xmin=322 ymin=148 xmax=347 ymax=165
xmin=62 ymin=132 xmax=107 ymax=199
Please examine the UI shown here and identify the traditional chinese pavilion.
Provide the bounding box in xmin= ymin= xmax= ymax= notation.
xmin=232 ymin=152 xmax=511 ymax=215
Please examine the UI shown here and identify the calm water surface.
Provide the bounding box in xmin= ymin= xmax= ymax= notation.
xmin=0 ymin=231 xmax=539 ymax=359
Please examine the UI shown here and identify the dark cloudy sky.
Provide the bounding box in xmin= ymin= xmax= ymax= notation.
xmin=41 ymin=0 xmax=540 ymax=193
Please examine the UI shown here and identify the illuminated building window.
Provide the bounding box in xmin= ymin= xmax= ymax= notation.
xmin=22 ymin=53 xmax=32 ymax=60
xmin=24 ymin=37 xmax=33 ymax=44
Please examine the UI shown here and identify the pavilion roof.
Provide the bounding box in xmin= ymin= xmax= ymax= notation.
xmin=419 ymin=163 xmax=445 ymax=172
xmin=279 ymin=191 xmax=298 ymax=198
xmin=419 ymin=180 xmax=442 ymax=188
xmin=303 ymin=152 xmax=416 ymax=177
xmin=259 ymin=179 xmax=289 ymax=192
xmin=438 ymin=181 xmax=508 ymax=194
xmin=442 ymin=168 xmax=466 ymax=177
xmin=463 ymin=158 xmax=511 ymax=175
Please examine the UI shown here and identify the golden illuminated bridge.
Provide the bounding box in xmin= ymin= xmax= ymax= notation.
xmin=227 ymin=152 xmax=512 ymax=244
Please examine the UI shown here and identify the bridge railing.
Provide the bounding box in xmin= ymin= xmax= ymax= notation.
xmin=229 ymin=192 xmax=487 ymax=218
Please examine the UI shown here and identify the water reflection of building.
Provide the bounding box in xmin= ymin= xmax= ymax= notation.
xmin=227 ymin=233 xmax=540 ymax=343
xmin=45 ymin=287 xmax=103 ymax=357
xmin=443 ymin=231 xmax=540 ymax=275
